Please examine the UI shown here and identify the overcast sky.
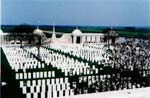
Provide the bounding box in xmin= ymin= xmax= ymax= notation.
xmin=1 ymin=0 xmax=150 ymax=26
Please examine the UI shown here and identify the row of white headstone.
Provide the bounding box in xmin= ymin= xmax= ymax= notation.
xmin=44 ymin=44 xmax=110 ymax=65
xmin=2 ymin=46 xmax=74 ymax=98
xmin=3 ymin=45 xmax=106 ymax=98
xmin=3 ymin=47 xmax=46 ymax=72
xmin=2 ymin=43 xmax=142 ymax=98
xmin=25 ymin=46 xmax=97 ymax=76
xmin=16 ymin=71 xmax=55 ymax=80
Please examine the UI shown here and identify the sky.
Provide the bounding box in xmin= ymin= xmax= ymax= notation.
xmin=1 ymin=0 xmax=150 ymax=27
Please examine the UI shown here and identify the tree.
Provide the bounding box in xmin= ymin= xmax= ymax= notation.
xmin=102 ymin=28 xmax=110 ymax=43
xmin=12 ymin=24 xmax=35 ymax=47
xmin=103 ymin=28 xmax=118 ymax=45
xmin=34 ymin=35 xmax=42 ymax=59
xmin=13 ymin=24 xmax=34 ymax=33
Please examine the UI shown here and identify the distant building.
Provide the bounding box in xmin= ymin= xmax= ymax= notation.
xmin=1 ymin=27 xmax=118 ymax=45
xmin=33 ymin=27 xmax=47 ymax=45
xmin=47 ymin=27 xmax=106 ymax=44
xmin=71 ymin=28 xmax=105 ymax=44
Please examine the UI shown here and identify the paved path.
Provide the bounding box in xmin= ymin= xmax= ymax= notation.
xmin=58 ymin=87 xmax=150 ymax=98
